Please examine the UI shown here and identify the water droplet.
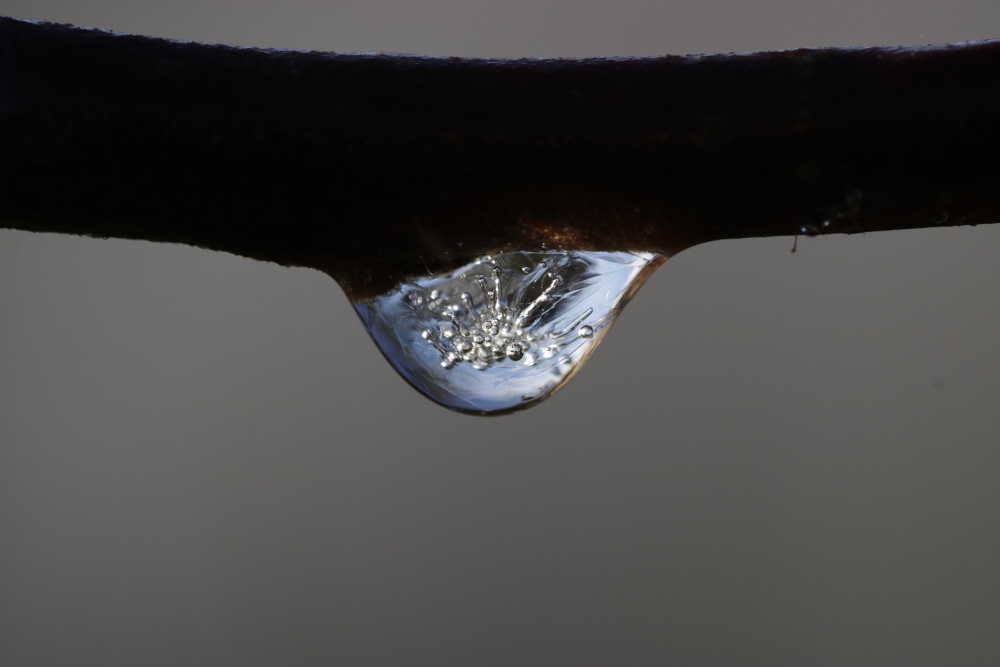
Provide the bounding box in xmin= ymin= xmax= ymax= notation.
xmin=352 ymin=250 xmax=665 ymax=414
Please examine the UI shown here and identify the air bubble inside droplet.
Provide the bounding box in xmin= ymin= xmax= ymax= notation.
xmin=506 ymin=342 xmax=525 ymax=361
xmin=352 ymin=250 xmax=665 ymax=415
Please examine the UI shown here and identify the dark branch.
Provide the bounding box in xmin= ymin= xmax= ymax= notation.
xmin=1 ymin=17 xmax=999 ymax=299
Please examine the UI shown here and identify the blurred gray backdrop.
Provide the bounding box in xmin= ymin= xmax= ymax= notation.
xmin=2 ymin=1 xmax=1000 ymax=665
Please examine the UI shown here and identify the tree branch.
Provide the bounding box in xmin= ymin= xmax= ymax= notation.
xmin=1 ymin=17 xmax=998 ymax=298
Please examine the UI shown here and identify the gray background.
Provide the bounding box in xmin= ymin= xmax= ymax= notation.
xmin=2 ymin=1 xmax=1000 ymax=665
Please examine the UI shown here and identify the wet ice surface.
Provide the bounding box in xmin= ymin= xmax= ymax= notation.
xmin=352 ymin=250 xmax=664 ymax=414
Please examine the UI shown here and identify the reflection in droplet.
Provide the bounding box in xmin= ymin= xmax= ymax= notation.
xmin=352 ymin=250 xmax=665 ymax=415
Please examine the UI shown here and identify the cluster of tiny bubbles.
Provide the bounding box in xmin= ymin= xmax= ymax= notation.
xmin=410 ymin=254 xmax=600 ymax=373
xmin=351 ymin=249 xmax=665 ymax=415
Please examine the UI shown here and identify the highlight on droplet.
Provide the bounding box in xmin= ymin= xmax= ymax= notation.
xmin=351 ymin=250 xmax=665 ymax=415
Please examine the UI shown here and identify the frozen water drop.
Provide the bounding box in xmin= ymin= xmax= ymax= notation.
xmin=352 ymin=250 xmax=665 ymax=415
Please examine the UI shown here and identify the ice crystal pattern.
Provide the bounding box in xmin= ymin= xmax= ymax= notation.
xmin=352 ymin=250 xmax=664 ymax=415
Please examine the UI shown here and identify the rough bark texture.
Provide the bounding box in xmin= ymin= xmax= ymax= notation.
xmin=1 ymin=17 xmax=998 ymax=298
